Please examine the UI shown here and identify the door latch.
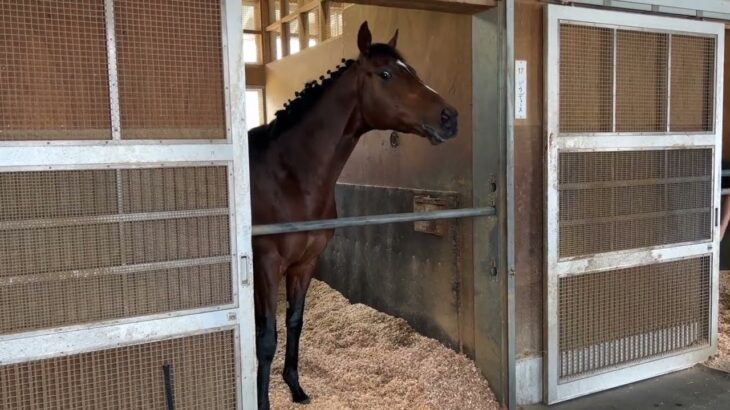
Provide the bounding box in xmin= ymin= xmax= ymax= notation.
xmin=240 ymin=255 xmax=251 ymax=286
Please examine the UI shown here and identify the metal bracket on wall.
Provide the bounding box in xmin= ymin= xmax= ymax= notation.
xmin=413 ymin=193 xmax=459 ymax=236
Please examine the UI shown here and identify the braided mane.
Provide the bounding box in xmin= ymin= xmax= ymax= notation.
xmin=249 ymin=58 xmax=356 ymax=150
xmin=247 ymin=43 xmax=406 ymax=151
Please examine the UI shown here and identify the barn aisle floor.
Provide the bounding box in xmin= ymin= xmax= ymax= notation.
xmin=520 ymin=365 xmax=730 ymax=410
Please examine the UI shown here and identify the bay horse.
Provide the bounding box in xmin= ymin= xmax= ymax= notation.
xmin=248 ymin=21 xmax=459 ymax=409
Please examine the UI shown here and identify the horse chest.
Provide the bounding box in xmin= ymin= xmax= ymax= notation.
xmin=303 ymin=231 xmax=332 ymax=258
xmin=285 ymin=189 xmax=337 ymax=221
xmin=275 ymin=230 xmax=332 ymax=265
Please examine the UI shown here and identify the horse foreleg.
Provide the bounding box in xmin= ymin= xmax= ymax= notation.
xmin=282 ymin=258 xmax=317 ymax=404
xmin=254 ymin=254 xmax=283 ymax=410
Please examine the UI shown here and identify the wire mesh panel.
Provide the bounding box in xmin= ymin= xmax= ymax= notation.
xmin=0 ymin=1 xmax=111 ymax=140
xmin=0 ymin=330 xmax=237 ymax=409
xmin=559 ymin=24 xmax=614 ymax=133
xmin=0 ymin=1 xmax=254 ymax=407
xmin=559 ymin=149 xmax=713 ymax=258
xmin=546 ymin=4 xmax=723 ymax=403
xmin=559 ymin=23 xmax=717 ymax=135
xmin=114 ymin=0 xmax=226 ymax=139
xmin=616 ymin=30 xmax=668 ymax=132
xmin=559 ymin=256 xmax=710 ymax=380
xmin=120 ymin=167 xmax=229 ymax=213
xmin=0 ymin=167 xmax=233 ymax=335
xmin=670 ymin=35 xmax=716 ymax=132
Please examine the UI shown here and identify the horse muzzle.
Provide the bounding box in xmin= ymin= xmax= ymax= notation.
xmin=422 ymin=122 xmax=458 ymax=145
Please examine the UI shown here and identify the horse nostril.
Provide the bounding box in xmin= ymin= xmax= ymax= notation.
xmin=441 ymin=107 xmax=458 ymax=126
xmin=441 ymin=109 xmax=451 ymax=125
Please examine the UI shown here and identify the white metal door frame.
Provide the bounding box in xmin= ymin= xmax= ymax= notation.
xmin=568 ymin=0 xmax=730 ymax=22
xmin=0 ymin=1 xmax=256 ymax=409
xmin=544 ymin=4 xmax=725 ymax=404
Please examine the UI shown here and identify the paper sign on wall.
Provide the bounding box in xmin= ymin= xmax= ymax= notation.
xmin=515 ymin=60 xmax=527 ymax=120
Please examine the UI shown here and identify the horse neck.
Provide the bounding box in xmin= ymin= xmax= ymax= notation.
xmin=275 ymin=68 xmax=368 ymax=197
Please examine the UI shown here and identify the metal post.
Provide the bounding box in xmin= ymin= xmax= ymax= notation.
xmin=505 ymin=0 xmax=517 ymax=408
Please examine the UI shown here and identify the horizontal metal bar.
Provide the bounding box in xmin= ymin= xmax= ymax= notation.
xmin=722 ymin=188 xmax=730 ymax=195
xmin=0 ymin=255 xmax=231 ymax=287
xmin=0 ymin=145 xmax=233 ymax=168
xmin=0 ymin=139 xmax=230 ymax=147
xmin=0 ymin=310 xmax=238 ymax=365
xmin=722 ymin=170 xmax=730 ymax=177
xmin=0 ymin=208 xmax=229 ymax=231
xmin=0 ymin=128 xmax=225 ymax=140
xmin=252 ymin=207 xmax=496 ymax=236
xmin=600 ymin=0 xmax=730 ymax=16
xmin=560 ymin=175 xmax=710 ymax=191
xmin=556 ymin=243 xmax=711 ymax=277
xmin=556 ymin=134 xmax=715 ymax=150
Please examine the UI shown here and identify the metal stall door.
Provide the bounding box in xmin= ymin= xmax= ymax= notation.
xmin=544 ymin=4 xmax=724 ymax=404
xmin=0 ymin=1 xmax=256 ymax=409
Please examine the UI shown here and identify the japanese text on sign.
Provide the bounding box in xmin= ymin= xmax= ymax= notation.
xmin=515 ymin=60 xmax=527 ymax=120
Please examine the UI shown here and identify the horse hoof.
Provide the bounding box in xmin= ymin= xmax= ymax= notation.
xmin=293 ymin=392 xmax=311 ymax=404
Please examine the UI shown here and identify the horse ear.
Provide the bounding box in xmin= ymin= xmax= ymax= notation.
xmin=357 ymin=21 xmax=372 ymax=54
xmin=387 ymin=29 xmax=399 ymax=48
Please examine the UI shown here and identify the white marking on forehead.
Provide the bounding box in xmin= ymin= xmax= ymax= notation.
xmin=396 ymin=60 xmax=440 ymax=96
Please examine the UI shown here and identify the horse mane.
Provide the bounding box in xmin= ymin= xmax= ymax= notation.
xmin=248 ymin=43 xmax=406 ymax=151
xmin=248 ymin=58 xmax=355 ymax=151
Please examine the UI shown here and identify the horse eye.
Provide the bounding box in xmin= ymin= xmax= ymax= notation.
xmin=380 ymin=70 xmax=392 ymax=80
